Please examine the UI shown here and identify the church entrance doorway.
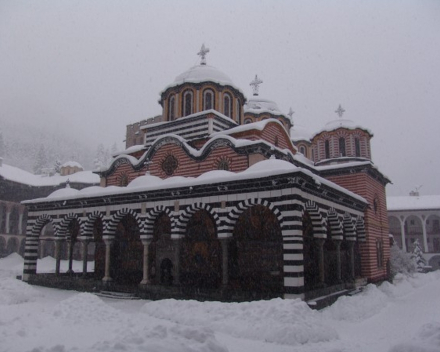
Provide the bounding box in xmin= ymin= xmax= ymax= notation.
xmin=230 ymin=205 xmax=283 ymax=296
xmin=180 ymin=210 xmax=221 ymax=289
xmin=149 ymin=212 xmax=173 ymax=285
xmin=111 ymin=214 xmax=143 ymax=284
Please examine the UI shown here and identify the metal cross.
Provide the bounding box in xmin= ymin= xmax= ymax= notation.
xmin=288 ymin=107 xmax=295 ymax=118
xmin=197 ymin=44 xmax=210 ymax=65
xmin=335 ymin=104 xmax=345 ymax=118
xmin=250 ymin=75 xmax=263 ymax=96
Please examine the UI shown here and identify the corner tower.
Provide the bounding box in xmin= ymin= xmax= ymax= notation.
xmin=314 ymin=105 xmax=391 ymax=283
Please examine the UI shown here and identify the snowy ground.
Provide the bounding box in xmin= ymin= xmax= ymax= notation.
xmin=1 ymin=254 xmax=439 ymax=352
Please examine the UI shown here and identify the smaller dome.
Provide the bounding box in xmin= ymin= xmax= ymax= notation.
xmin=244 ymin=97 xmax=288 ymax=118
xmin=290 ymin=124 xmax=312 ymax=142
xmin=173 ymin=64 xmax=234 ymax=86
xmin=315 ymin=118 xmax=373 ymax=136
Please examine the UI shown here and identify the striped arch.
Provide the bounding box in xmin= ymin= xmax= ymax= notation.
xmin=24 ymin=214 xmax=56 ymax=277
xmin=104 ymin=208 xmax=142 ymax=236
xmin=222 ymin=198 xmax=283 ymax=237
xmin=304 ymin=200 xmax=327 ymax=239
xmin=58 ymin=213 xmax=81 ymax=240
xmin=327 ymin=208 xmax=343 ymax=241
xmin=175 ymin=202 xmax=221 ymax=238
xmin=355 ymin=216 xmax=366 ymax=242
xmin=31 ymin=214 xmax=57 ymax=237
xmin=343 ymin=213 xmax=357 ymax=241
xmin=143 ymin=206 xmax=174 ymax=241
xmin=81 ymin=211 xmax=105 ymax=239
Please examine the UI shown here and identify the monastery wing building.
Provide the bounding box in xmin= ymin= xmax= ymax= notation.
xmin=22 ymin=47 xmax=391 ymax=302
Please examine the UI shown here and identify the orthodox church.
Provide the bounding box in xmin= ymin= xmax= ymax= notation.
xmin=22 ymin=46 xmax=390 ymax=302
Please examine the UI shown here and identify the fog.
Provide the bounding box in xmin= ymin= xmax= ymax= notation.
xmin=1 ymin=0 xmax=439 ymax=196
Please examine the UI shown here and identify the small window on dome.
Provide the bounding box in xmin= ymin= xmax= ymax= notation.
xmin=300 ymin=146 xmax=306 ymax=155
xmin=325 ymin=140 xmax=330 ymax=159
xmin=223 ymin=93 xmax=232 ymax=118
xmin=203 ymin=89 xmax=214 ymax=110
xmin=339 ymin=137 xmax=346 ymax=157
xmin=183 ymin=90 xmax=193 ymax=117
xmin=168 ymin=95 xmax=175 ymax=121
xmin=244 ymin=118 xmax=252 ymax=124
xmin=355 ymin=138 xmax=361 ymax=157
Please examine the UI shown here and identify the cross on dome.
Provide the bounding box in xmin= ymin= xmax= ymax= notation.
xmin=288 ymin=107 xmax=295 ymax=118
xmin=250 ymin=75 xmax=263 ymax=96
xmin=197 ymin=44 xmax=210 ymax=65
xmin=335 ymin=104 xmax=345 ymax=118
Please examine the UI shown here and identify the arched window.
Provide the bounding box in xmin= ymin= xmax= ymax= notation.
xmin=300 ymin=146 xmax=306 ymax=156
xmin=325 ymin=140 xmax=330 ymax=159
xmin=244 ymin=118 xmax=252 ymax=124
xmin=223 ymin=93 xmax=232 ymax=118
xmin=168 ymin=95 xmax=175 ymax=121
xmin=355 ymin=138 xmax=361 ymax=157
xmin=274 ymin=136 xmax=279 ymax=147
xmin=183 ymin=90 xmax=193 ymax=117
xmin=339 ymin=137 xmax=346 ymax=157
xmin=203 ymin=89 xmax=214 ymax=110
xmin=119 ymin=173 xmax=129 ymax=187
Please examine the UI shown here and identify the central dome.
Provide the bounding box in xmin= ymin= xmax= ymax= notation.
xmin=173 ymin=64 xmax=234 ymax=86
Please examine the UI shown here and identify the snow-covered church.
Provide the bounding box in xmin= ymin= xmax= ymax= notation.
xmin=22 ymin=46 xmax=391 ymax=302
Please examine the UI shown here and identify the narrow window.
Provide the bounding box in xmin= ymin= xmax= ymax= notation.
xmin=223 ymin=93 xmax=232 ymax=117
xmin=325 ymin=140 xmax=330 ymax=159
xmin=355 ymin=138 xmax=361 ymax=157
xmin=339 ymin=137 xmax=346 ymax=157
xmin=168 ymin=95 xmax=175 ymax=121
xmin=376 ymin=240 xmax=384 ymax=267
xmin=300 ymin=146 xmax=306 ymax=156
xmin=183 ymin=90 xmax=193 ymax=116
xmin=203 ymin=89 xmax=214 ymax=110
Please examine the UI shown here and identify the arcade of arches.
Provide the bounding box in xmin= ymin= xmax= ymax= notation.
xmin=26 ymin=204 xmax=362 ymax=298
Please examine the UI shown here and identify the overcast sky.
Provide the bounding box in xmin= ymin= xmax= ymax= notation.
xmin=1 ymin=0 xmax=439 ymax=197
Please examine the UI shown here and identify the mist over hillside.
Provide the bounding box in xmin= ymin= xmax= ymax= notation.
xmin=0 ymin=118 xmax=116 ymax=173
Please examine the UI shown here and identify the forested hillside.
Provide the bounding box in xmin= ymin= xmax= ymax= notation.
xmin=0 ymin=119 xmax=117 ymax=174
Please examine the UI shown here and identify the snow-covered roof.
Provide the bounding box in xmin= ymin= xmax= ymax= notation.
xmin=290 ymin=124 xmax=312 ymax=143
xmin=387 ymin=195 xmax=440 ymax=211
xmin=244 ymin=97 xmax=289 ymax=118
xmin=115 ymin=144 xmax=146 ymax=156
xmin=26 ymin=159 xmax=367 ymax=204
xmin=61 ymin=161 xmax=83 ymax=169
xmin=212 ymin=119 xmax=282 ymax=136
xmin=161 ymin=64 xmax=246 ymax=97
xmin=141 ymin=109 xmax=237 ymax=131
xmin=0 ymin=163 xmax=99 ymax=187
xmin=314 ymin=118 xmax=373 ymax=137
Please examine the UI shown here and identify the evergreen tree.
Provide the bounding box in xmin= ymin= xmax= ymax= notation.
xmin=390 ymin=244 xmax=416 ymax=278
xmin=411 ymin=239 xmax=427 ymax=272
xmin=54 ymin=159 xmax=62 ymax=173
xmin=33 ymin=145 xmax=48 ymax=174
xmin=94 ymin=143 xmax=107 ymax=170
xmin=111 ymin=142 xmax=118 ymax=156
